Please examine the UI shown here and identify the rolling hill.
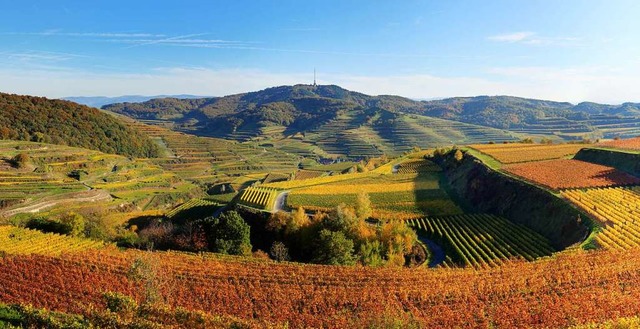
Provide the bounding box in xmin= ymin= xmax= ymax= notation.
xmin=417 ymin=96 xmax=640 ymax=139
xmin=62 ymin=94 xmax=207 ymax=108
xmin=0 ymin=93 xmax=160 ymax=158
xmin=103 ymin=85 xmax=520 ymax=157
xmin=102 ymin=85 xmax=640 ymax=157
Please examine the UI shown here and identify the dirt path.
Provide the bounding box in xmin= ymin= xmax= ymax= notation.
xmin=1 ymin=190 xmax=112 ymax=218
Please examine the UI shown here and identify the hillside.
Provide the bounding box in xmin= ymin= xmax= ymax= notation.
xmin=63 ymin=94 xmax=207 ymax=108
xmin=0 ymin=93 xmax=160 ymax=158
xmin=103 ymin=85 xmax=519 ymax=157
xmin=418 ymin=96 xmax=640 ymax=139
xmin=103 ymin=86 xmax=640 ymax=157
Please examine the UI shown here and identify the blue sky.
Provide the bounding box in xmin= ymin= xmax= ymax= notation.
xmin=1 ymin=0 xmax=639 ymax=103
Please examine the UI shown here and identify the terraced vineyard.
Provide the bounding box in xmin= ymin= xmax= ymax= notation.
xmin=504 ymin=159 xmax=640 ymax=190
xmin=286 ymin=172 xmax=462 ymax=219
xmin=123 ymin=120 xmax=300 ymax=187
xmin=294 ymin=169 xmax=325 ymax=180
xmin=408 ymin=214 xmax=554 ymax=267
xmin=165 ymin=198 xmax=220 ymax=219
xmin=238 ymin=187 xmax=281 ymax=210
xmin=394 ymin=159 xmax=441 ymax=174
xmin=0 ymin=226 xmax=105 ymax=256
xmin=598 ymin=137 xmax=640 ymax=151
xmin=563 ymin=187 xmax=640 ymax=250
xmin=470 ymin=143 xmax=586 ymax=164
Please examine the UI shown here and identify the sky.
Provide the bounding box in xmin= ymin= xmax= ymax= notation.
xmin=1 ymin=0 xmax=639 ymax=103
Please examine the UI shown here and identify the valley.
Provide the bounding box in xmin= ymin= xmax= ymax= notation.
xmin=2 ymin=88 xmax=640 ymax=328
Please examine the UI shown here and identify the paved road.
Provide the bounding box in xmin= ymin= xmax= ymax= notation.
xmin=273 ymin=191 xmax=289 ymax=213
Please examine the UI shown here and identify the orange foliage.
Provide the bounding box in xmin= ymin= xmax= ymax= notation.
xmin=3 ymin=248 xmax=640 ymax=328
xmin=504 ymin=159 xmax=640 ymax=190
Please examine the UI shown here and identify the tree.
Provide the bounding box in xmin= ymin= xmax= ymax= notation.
xmin=355 ymin=191 xmax=372 ymax=221
xmin=313 ymin=229 xmax=355 ymax=265
xmin=59 ymin=212 xmax=86 ymax=237
xmin=359 ymin=240 xmax=384 ymax=267
xmin=210 ymin=211 xmax=252 ymax=256
xmin=453 ymin=149 xmax=464 ymax=162
xmin=286 ymin=206 xmax=309 ymax=235
xmin=270 ymin=241 xmax=290 ymax=262
xmin=380 ymin=220 xmax=417 ymax=266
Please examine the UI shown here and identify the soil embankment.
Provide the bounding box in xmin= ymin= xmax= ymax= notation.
xmin=436 ymin=152 xmax=588 ymax=250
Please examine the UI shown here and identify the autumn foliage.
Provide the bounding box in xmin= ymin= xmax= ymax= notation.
xmin=504 ymin=159 xmax=640 ymax=190
xmin=2 ymin=247 xmax=640 ymax=328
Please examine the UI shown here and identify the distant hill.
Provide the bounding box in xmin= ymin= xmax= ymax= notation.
xmin=103 ymin=85 xmax=520 ymax=156
xmin=0 ymin=93 xmax=160 ymax=158
xmin=63 ymin=94 xmax=207 ymax=108
xmin=102 ymin=85 xmax=640 ymax=156
xmin=416 ymin=96 xmax=640 ymax=139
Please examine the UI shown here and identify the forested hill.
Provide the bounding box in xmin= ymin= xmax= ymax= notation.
xmin=418 ymin=96 xmax=640 ymax=129
xmin=0 ymin=93 xmax=159 ymax=158
xmin=101 ymin=84 xmax=424 ymax=138
xmin=103 ymin=85 xmax=640 ymax=137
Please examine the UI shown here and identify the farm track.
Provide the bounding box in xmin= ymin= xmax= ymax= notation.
xmin=0 ymin=189 xmax=112 ymax=217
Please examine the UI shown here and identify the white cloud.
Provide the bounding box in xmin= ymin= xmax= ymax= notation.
xmin=488 ymin=32 xmax=581 ymax=46
xmin=488 ymin=32 xmax=536 ymax=43
xmin=0 ymin=66 xmax=639 ymax=104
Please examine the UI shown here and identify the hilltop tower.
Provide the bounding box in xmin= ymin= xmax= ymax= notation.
xmin=313 ymin=68 xmax=317 ymax=87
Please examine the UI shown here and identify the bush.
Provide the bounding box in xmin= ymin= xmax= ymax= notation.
xmin=59 ymin=212 xmax=86 ymax=237
xmin=103 ymin=292 xmax=138 ymax=316
xmin=270 ymin=241 xmax=290 ymax=262
xmin=12 ymin=153 xmax=30 ymax=168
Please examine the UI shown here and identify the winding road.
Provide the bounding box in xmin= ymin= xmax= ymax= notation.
xmin=272 ymin=191 xmax=289 ymax=213
xmin=0 ymin=189 xmax=112 ymax=218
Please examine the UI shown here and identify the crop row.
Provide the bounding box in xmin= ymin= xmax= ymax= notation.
xmin=0 ymin=226 xmax=105 ymax=256
xmin=563 ymin=187 xmax=640 ymax=250
xmin=5 ymin=244 xmax=640 ymax=327
xmin=471 ymin=143 xmax=585 ymax=164
xmin=408 ymin=214 xmax=554 ymax=268
xmin=504 ymin=159 xmax=640 ymax=190
xmin=394 ymin=159 xmax=441 ymax=174
xmin=238 ymin=187 xmax=281 ymax=210
xmin=165 ymin=199 xmax=219 ymax=218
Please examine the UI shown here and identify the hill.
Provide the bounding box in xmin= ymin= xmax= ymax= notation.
xmin=103 ymin=85 xmax=519 ymax=157
xmin=418 ymin=96 xmax=640 ymax=139
xmin=62 ymin=94 xmax=207 ymax=108
xmin=0 ymin=93 xmax=160 ymax=158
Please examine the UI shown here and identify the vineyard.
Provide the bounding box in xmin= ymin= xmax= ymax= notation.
xmin=563 ymin=187 xmax=640 ymax=250
xmin=165 ymin=198 xmax=220 ymax=219
xmin=598 ymin=137 xmax=640 ymax=151
xmin=0 ymin=226 xmax=105 ymax=256
xmin=286 ymin=172 xmax=463 ymax=219
xmin=393 ymin=159 xmax=441 ymax=174
xmin=408 ymin=214 xmax=554 ymax=267
xmin=238 ymin=187 xmax=281 ymax=211
xmin=3 ymin=247 xmax=640 ymax=327
xmin=470 ymin=143 xmax=586 ymax=164
xmin=125 ymin=121 xmax=300 ymax=186
xmin=293 ymin=169 xmax=325 ymax=180
xmin=504 ymin=159 xmax=640 ymax=190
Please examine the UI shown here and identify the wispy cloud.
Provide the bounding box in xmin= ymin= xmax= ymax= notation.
xmin=488 ymin=32 xmax=581 ymax=46
xmin=0 ymin=50 xmax=88 ymax=62
xmin=280 ymin=28 xmax=323 ymax=32
xmin=1 ymin=31 xmax=166 ymax=38
xmin=488 ymin=31 xmax=535 ymax=43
